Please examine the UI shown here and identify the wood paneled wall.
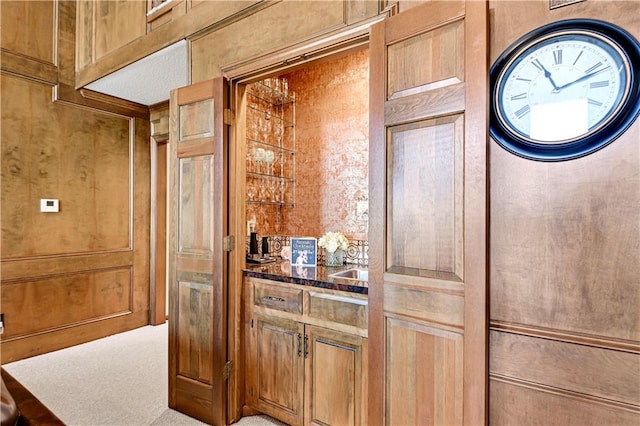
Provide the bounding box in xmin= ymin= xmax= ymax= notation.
xmin=488 ymin=1 xmax=639 ymax=424
xmin=1 ymin=0 xmax=151 ymax=363
xmin=16 ymin=0 xmax=635 ymax=422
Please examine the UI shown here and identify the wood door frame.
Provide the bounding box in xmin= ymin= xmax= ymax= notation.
xmin=220 ymin=10 xmax=394 ymax=423
xmin=150 ymin=135 xmax=168 ymax=326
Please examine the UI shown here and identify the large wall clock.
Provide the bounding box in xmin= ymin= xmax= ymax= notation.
xmin=490 ymin=19 xmax=640 ymax=161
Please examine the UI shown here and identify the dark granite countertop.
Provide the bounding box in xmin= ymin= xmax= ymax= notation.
xmin=243 ymin=259 xmax=368 ymax=295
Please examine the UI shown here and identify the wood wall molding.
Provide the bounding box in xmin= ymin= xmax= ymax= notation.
xmin=0 ymin=311 xmax=149 ymax=363
xmin=491 ymin=320 xmax=640 ymax=354
xmin=490 ymin=375 xmax=639 ymax=414
xmin=0 ymin=251 xmax=133 ymax=282
xmin=53 ymin=84 xmax=149 ymax=119
xmin=0 ymin=51 xmax=58 ymax=85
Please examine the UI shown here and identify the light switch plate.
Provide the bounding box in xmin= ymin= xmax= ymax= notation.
xmin=356 ymin=200 xmax=368 ymax=217
xmin=40 ymin=199 xmax=59 ymax=213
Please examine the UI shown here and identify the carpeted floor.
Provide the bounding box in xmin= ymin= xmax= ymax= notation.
xmin=3 ymin=323 xmax=285 ymax=425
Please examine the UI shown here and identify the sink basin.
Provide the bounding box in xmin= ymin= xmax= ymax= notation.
xmin=328 ymin=268 xmax=368 ymax=282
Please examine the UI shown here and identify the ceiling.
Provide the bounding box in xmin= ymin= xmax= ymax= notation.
xmin=84 ymin=40 xmax=189 ymax=106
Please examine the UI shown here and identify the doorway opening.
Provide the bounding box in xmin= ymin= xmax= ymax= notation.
xmin=226 ymin=43 xmax=372 ymax=422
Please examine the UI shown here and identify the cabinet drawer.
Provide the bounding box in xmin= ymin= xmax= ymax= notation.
xmin=254 ymin=282 xmax=303 ymax=315
xmin=308 ymin=291 xmax=368 ymax=329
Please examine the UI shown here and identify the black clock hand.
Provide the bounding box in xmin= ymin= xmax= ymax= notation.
xmin=533 ymin=59 xmax=560 ymax=91
xmin=557 ymin=66 xmax=611 ymax=90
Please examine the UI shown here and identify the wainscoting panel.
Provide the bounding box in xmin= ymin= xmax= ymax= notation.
xmin=490 ymin=330 xmax=639 ymax=406
xmin=490 ymin=377 xmax=639 ymax=425
xmin=1 ymin=267 xmax=133 ymax=339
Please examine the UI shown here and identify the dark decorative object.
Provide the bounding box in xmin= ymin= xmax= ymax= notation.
xmin=490 ymin=19 xmax=640 ymax=161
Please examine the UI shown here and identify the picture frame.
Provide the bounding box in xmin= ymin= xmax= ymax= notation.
xmin=290 ymin=237 xmax=317 ymax=266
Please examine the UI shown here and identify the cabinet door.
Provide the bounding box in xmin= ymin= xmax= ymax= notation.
xmin=369 ymin=1 xmax=488 ymax=425
xmin=305 ymin=325 xmax=367 ymax=426
xmin=247 ymin=312 xmax=305 ymax=426
xmin=168 ymin=78 xmax=229 ymax=425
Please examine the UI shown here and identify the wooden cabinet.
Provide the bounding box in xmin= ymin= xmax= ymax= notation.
xmin=244 ymin=277 xmax=368 ymax=426
xmin=248 ymin=313 xmax=305 ymax=425
xmin=304 ymin=325 xmax=367 ymax=426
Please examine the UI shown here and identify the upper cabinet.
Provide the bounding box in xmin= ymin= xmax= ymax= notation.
xmin=75 ymin=0 xmax=264 ymax=87
xmin=75 ymin=0 xmax=380 ymax=88
xmin=1 ymin=1 xmax=56 ymax=65
xmin=76 ymin=0 xmax=147 ymax=70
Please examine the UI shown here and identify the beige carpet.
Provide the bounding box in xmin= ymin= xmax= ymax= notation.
xmin=3 ymin=323 xmax=285 ymax=425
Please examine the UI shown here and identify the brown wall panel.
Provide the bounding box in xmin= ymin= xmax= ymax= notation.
xmin=1 ymin=0 xmax=151 ymax=362
xmin=490 ymin=378 xmax=639 ymax=426
xmin=0 ymin=1 xmax=55 ymax=64
xmin=490 ymin=330 xmax=639 ymax=406
xmin=1 ymin=74 xmax=132 ymax=259
xmin=1 ymin=268 xmax=133 ymax=339
xmin=489 ymin=0 xmax=640 ymax=420
xmin=489 ymin=0 xmax=640 ymax=339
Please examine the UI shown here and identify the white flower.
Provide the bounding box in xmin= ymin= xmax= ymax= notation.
xmin=318 ymin=231 xmax=348 ymax=253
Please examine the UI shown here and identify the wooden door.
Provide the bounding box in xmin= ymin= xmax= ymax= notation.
xmin=168 ymin=78 xmax=229 ymax=425
xmin=247 ymin=313 xmax=304 ymax=426
xmin=304 ymin=325 xmax=367 ymax=426
xmin=368 ymin=1 xmax=488 ymax=425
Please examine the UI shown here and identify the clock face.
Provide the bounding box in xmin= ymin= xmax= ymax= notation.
xmin=490 ymin=20 xmax=640 ymax=161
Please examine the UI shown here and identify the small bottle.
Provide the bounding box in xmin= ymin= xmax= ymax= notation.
xmin=249 ymin=232 xmax=259 ymax=256
xmin=261 ymin=236 xmax=269 ymax=257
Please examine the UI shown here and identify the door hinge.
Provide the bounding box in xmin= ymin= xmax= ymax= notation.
xmin=223 ymin=360 xmax=233 ymax=381
xmin=224 ymin=108 xmax=234 ymax=125
xmin=223 ymin=235 xmax=235 ymax=252
xmin=250 ymin=318 xmax=254 ymax=329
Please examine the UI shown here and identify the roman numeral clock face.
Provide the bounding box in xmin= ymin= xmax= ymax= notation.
xmin=490 ymin=20 xmax=640 ymax=161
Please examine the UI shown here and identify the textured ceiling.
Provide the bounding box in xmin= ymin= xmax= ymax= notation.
xmin=85 ymin=39 xmax=188 ymax=106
